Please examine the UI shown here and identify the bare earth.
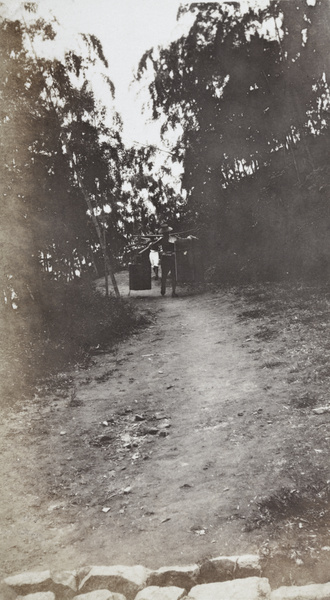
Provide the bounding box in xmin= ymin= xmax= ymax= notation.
xmin=1 ymin=272 xmax=330 ymax=585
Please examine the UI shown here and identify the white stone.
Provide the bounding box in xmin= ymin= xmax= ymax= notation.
xmin=4 ymin=572 xmax=51 ymax=587
xmin=147 ymin=565 xmax=199 ymax=589
xmin=73 ymin=590 xmax=126 ymax=600
xmin=51 ymin=570 xmax=77 ymax=591
xmin=17 ymin=594 xmax=55 ymax=600
xmin=271 ymin=582 xmax=330 ymax=599
xmin=135 ymin=586 xmax=186 ymax=600
xmin=312 ymin=406 xmax=330 ymax=414
xmin=235 ymin=555 xmax=262 ymax=577
xmin=188 ymin=577 xmax=271 ymax=599
xmin=79 ymin=566 xmax=150 ymax=600
xmin=4 ymin=569 xmax=77 ymax=597
xmin=4 ymin=571 xmax=52 ymax=595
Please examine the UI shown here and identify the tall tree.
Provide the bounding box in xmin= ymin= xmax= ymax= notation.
xmin=0 ymin=8 xmax=123 ymax=309
xmin=137 ymin=1 xmax=330 ymax=222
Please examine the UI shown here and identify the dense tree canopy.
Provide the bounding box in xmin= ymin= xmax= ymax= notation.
xmin=0 ymin=9 xmax=126 ymax=309
xmin=137 ymin=0 xmax=330 ymax=279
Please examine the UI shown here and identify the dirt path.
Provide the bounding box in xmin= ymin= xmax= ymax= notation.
xmin=1 ymin=273 xmax=328 ymax=581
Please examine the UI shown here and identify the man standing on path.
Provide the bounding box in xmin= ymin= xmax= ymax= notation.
xmin=158 ymin=223 xmax=177 ymax=297
xmin=149 ymin=223 xmax=197 ymax=297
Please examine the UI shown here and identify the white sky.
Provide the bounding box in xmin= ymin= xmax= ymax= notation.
xmin=49 ymin=0 xmax=195 ymax=146
xmin=2 ymin=0 xmax=273 ymax=148
xmin=3 ymin=0 xmax=197 ymax=146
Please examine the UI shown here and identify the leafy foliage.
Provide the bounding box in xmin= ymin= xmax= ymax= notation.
xmin=118 ymin=144 xmax=186 ymax=239
xmin=0 ymin=11 xmax=124 ymax=304
xmin=137 ymin=0 xmax=330 ymax=280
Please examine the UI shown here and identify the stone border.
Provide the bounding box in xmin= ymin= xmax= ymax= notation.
xmin=3 ymin=555 xmax=330 ymax=599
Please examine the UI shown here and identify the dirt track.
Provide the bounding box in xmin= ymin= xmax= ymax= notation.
xmin=1 ymin=273 xmax=330 ymax=584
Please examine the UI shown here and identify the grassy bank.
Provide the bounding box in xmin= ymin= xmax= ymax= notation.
xmin=232 ymin=280 xmax=330 ymax=570
xmin=0 ymin=278 xmax=150 ymax=403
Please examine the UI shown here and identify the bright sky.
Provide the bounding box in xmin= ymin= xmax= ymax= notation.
xmin=3 ymin=0 xmax=197 ymax=146
xmin=2 ymin=0 xmax=273 ymax=148
xmin=49 ymin=0 xmax=195 ymax=146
